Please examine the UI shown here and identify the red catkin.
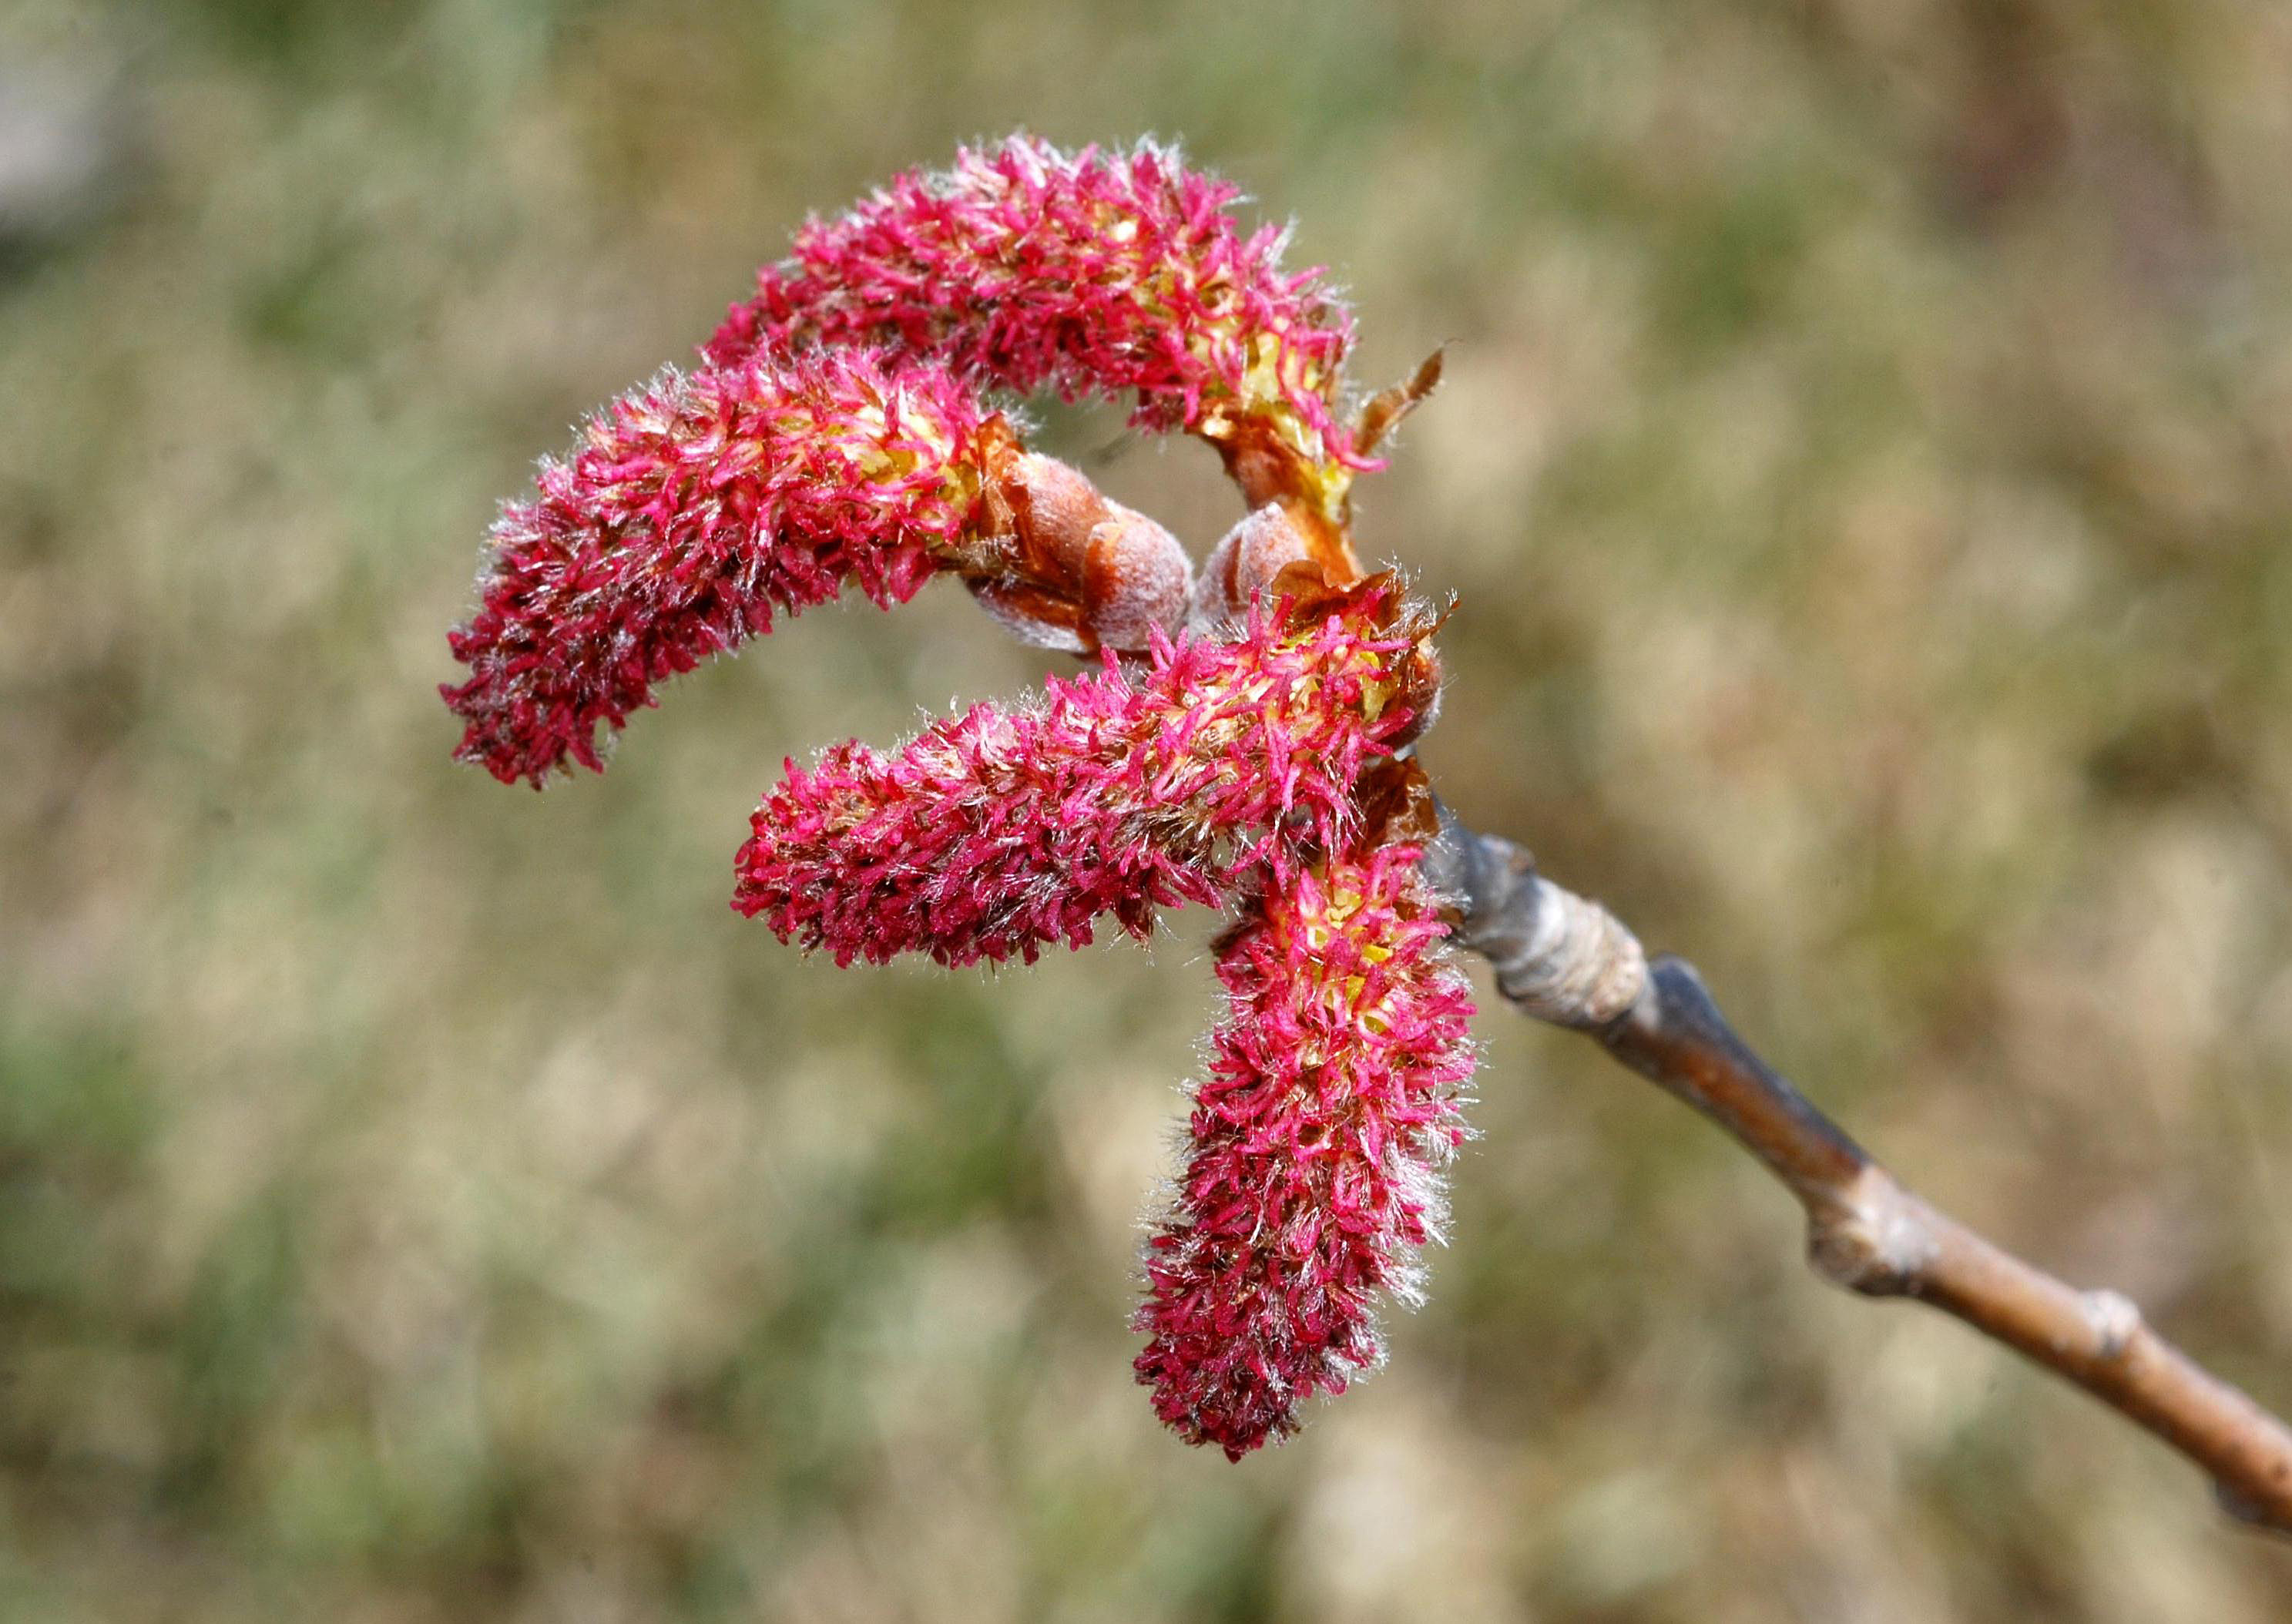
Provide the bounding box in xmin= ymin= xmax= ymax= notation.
xmin=1135 ymin=844 xmax=1477 ymax=1458
xmin=732 ymin=586 xmax=1432 ymax=967
xmin=706 ymin=136 xmax=1361 ymax=467
xmin=443 ymin=351 xmax=1000 ymax=787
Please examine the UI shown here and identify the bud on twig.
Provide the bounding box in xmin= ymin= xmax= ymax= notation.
xmin=1190 ymin=504 xmax=1316 ymax=636
xmin=971 ymin=451 xmax=1191 ymax=653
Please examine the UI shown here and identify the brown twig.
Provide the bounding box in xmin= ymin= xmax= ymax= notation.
xmin=1418 ymin=797 xmax=2292 ymax=1536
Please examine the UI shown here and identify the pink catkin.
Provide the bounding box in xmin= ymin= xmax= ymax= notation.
xmin=445 ymin=134 xmax=1483 ymax=1460
xmin=705 ymin=136 xmax=1358 ymax=463
xmin=444 ymin=351 xmax=998 ymax=787
xmin=1134 ymin=845 xmax=1476 ymax=1459
xmin=731 ymin=588 xmax=1431 ymax=967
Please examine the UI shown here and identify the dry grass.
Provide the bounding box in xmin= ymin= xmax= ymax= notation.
xmin=6 ymin=0 xmax=2292 ymax=1616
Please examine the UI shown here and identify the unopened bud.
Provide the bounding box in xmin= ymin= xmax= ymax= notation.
xmin=1007 ymin=452 xmax=1105 ymax=575
xmin=968 ymin=578 xmax=1090 ymax=653
xmin=1079 ymin=503 xmax=1191 ymax=650
xmin=1190 ymin=504 xmax=1315 ymax=634
xmin=988 ymin=453 xmax=1192 ymax=653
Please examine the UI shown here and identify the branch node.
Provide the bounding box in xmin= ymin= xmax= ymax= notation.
xmin=1489 ymin=877 xmax=1649 ymax=1028
xmin=1806 ymin=1167 xmax=1934 ymax=1297
xmin=1421 ymin=804 xmax=1644 ymax=1025
xmin=2082 ymin=1288 xmax=2144 ymax=1361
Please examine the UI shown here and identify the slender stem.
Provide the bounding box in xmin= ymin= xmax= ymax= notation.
xmin=1420 ymin=799 xmax=2292 ymax=1536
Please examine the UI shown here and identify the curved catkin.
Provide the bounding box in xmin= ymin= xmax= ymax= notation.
xmin=1133 ymin=844 xmax=1477 ymax=1458
xmin=441 ymin=351 xmax=1000 ymax=787
xmin=704 ymin=136 xmax=1360 ymax=464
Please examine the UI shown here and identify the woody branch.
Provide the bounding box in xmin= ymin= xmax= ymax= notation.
xmin=1418 ymin=800 xmax=2292 ymax=1536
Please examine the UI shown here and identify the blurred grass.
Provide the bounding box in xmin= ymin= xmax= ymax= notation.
xmin=5 ymin=0 xmax=2292 ymax=1617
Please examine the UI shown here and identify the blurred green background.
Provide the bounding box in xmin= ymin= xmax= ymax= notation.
xmin=6 ymin=0 xmax=2292 ymax=1617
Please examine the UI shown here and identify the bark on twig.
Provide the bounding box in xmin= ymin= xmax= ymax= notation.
xmin=1420 ymin=798 xmax=2292 ymax=1537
